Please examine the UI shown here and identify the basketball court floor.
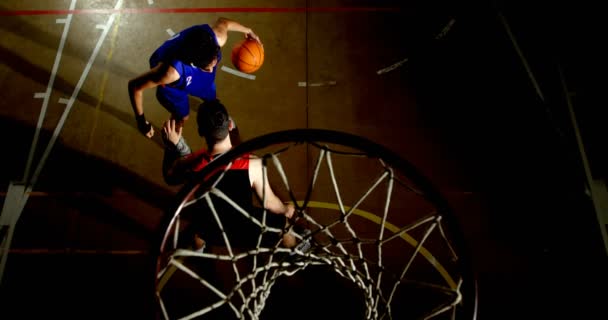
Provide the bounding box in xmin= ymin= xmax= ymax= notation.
xmin=1 ymin=1 xmax=606 ymax=319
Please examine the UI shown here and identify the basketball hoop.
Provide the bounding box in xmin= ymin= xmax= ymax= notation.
xmin=154 ymin=129 xmax=477 ymax=320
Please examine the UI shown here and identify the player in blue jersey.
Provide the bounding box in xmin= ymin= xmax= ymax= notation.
xmin=128 ymin=17 xmax=261 ymax=138
xmin=162 ymin=99 xmax=312 ymax=252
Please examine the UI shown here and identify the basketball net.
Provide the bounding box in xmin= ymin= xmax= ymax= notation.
xmin=155 ymin=129 xmax=476 ymax=320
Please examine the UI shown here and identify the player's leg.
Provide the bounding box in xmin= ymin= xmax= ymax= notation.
xmin=157 ymin=86 xmax=192 ymax=150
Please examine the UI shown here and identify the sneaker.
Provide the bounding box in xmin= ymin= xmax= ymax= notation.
xmin=193 ymin=234 xmax=206 ymax=253
xmin=193 ymin=244 xmax=205 ymax=253
xmin=290 ymin=229 xmax=312 ymax=256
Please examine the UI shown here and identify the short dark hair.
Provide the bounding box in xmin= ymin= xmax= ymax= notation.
xmin=197 ymin=99 xmax=230 ymax=144
xmin=179 ymin=27 xmax=219 ymax=68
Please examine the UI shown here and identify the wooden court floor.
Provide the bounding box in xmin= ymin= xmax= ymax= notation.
xmin=1 ymin=1 xmax=606 ymax=319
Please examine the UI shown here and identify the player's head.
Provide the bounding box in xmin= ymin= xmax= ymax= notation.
xmin=180 ymin=28 xmax=220 ymax=72
xmin=197 ymin=99 xmax=230 ymax=145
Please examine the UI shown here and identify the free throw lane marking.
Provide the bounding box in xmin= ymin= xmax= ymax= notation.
xmin=29 ymin=0 xmax=124 ymax=189
xmin=221 ymin=65 xmax=256 ymax=80
xmin=24 ymin=0 xmax=77 ymax=183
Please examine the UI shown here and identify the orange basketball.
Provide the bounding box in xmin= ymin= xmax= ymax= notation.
xmin=231 ymin=39 xmax=264 ymax=74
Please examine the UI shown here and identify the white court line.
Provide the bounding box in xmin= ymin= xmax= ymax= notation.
xmin=376 ymin=58 xmax=409 ymax=75
xmin=221 ymin=65 xmax=256 ymax=80
xmin=166 ymin=28 xmax=175 ymax=36
xmin=34 ymin=92 xmax=46 ymax=99
xmin=0 ymin=183 xmax=31 ymax=285
xmin=23 ymin=0 xmax=77 ymax=183
xmin=96 ymin=24 xmax=107 ymax=30
xmin=297 ymin=81 xmax=336 ymax=87
xmin=29 ymin=0 xmax=124 ymax=189
xmin=435 ymin=18 xmax=455 ymax=40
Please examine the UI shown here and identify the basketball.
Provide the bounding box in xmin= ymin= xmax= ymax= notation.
xmin=231 ymin=39 xmax=264 ymax=74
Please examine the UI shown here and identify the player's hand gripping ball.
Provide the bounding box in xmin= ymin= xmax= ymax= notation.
xmin=231 ymin=39 xmax=264 ymax=74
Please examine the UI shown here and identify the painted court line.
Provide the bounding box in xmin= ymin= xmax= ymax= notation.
xmin=87 ymin=13 xmax=122 ymax=153
xmin=221 ymin=65 xmax=256 ymax=80
xmin=377 ymin=57 xmax=408 ymax=75
xmin=297 ymin=81 xmax=336 ymax=87
xmin=435 ymin=18 xmax=455 ymax=40
xmin=23 ymin=0 xmax=77 ymax=184
xmin=0 ymin=183 xmax=31 ymax=284
xmin=9 ymin=248 xmax=148 ymax=255
xmin=1 ymin=7 xmax=401 ymax=16
xmin=29 ymin=0 xmax=124 ymax=189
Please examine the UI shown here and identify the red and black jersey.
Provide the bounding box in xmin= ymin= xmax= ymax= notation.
xmin=186 ymin=149 xmax=253 ymax=212
xmin=184 ymin=150 xmax=263 ymax=247
xmin=186 ymin=149 xmax=250 ymax=172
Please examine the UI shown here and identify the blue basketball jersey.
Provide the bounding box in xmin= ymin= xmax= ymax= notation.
xmin=149 ymin=24 xmax=222 ymax=101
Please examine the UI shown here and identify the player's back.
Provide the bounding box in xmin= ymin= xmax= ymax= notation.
xmin=188 ymin=154 xmax=258 ymax=248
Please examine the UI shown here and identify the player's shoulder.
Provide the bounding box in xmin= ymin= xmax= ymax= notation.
xmin=184 ymin=24 xmax=213 ymax=35
xmin=150 ymin=61 xmax=181 ymax=82
xmin=246 ymin=155 xmax=262 ymax=167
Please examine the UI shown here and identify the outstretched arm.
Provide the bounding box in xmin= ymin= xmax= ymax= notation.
xmin=212 ymin=17 xmax=261 ymax=47
xmin=249 ymin=158 xmax=294 ymax=218
xmin=128 ymin=63 xmax=180 ymax=138
xmin=162 ymin=119 xmax=196 ymax=185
